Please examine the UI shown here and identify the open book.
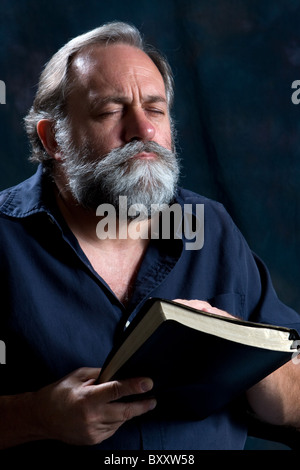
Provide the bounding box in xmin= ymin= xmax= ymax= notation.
xmin=97 ymin=299 xmax=299 ymax=420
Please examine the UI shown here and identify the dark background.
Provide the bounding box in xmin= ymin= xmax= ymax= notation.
xmin=0 ymin=0 xmax=299 ymax=449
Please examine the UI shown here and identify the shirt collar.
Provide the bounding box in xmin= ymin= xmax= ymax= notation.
xmin=0 ymin=165 xmax=53 ymax=218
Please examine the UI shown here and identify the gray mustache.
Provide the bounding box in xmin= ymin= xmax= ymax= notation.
xmin=100 ymin=140 xmax=174 ymax=166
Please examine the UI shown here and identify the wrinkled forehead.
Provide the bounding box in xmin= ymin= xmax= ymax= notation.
xmin=68 ymin=44 xmax=167 ymax=98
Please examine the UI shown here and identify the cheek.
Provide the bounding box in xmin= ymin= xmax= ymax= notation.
xmin=76 ymin=131 xmax=110 ymax=158
xmin=156 ymin=117 xmax=172 ymax=147
xmin=88 ymin=122 xmax=124 ymax=151
xmin=159 ymin=127 xmax=173 ymax=151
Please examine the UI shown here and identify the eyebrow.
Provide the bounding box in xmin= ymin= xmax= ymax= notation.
xmin=89 ymin=94 xmax=167 ymax=110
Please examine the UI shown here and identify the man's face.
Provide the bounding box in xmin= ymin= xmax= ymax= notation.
xmin=66 ymin=43 xmax=172 ymax=160
xmin=55 ymin=44 xmax=179 ymax=211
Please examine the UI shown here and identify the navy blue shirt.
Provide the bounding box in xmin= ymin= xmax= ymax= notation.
xmin=0 ymin=165 xmax=299 ymax=451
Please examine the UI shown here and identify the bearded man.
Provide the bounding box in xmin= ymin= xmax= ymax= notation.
xmin=0 ymin=22 xmax=299 ymax=451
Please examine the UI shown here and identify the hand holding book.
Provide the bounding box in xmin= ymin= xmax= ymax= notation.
xmin=97 ymin=298 xmax=299 ymax=420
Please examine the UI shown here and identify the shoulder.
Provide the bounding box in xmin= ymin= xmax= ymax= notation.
xmin=0 ymin=184 xmax=21 ymax=218
xmin=175 ymin=187 xmax=236 ymax=230
xmin=0 ymin=166 xmax=46 ymax=219
xmin=176 ymin=187 xmax=227 ymax=210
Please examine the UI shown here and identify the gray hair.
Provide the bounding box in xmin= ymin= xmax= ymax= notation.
xmin=24 ymin=21 xmax=175 ymax=167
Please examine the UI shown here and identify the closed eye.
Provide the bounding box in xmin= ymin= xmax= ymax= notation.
xmin=146 ymin=107 xmax=165 ymax=115
xmin=97 ymin=108 xmax=124 ymax=118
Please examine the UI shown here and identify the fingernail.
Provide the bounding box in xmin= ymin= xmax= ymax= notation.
xmin=141 ymin=378 xmax=153 ymax=392
xmin=148 ymin=398 xmax=157 ymax=410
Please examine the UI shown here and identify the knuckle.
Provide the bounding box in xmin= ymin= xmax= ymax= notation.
xmin=110 ymin=380 xmax=122 ymax=402
xmin=122 ymin=403 xmax=134 ymax=421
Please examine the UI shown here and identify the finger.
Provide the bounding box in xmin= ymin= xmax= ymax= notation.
xmin=173 ymin=299 xmax=234 ymax=318
xmin=107 ymin=396 xmax=157 ymax=423
xmin=85 ymin=397 xmax=157 ymax=444
xmin=201 ymin=306 xmax=234 ymax=318
xmin=96 ymin=377 xmax=154 ymax=403
xmin=173 ymin=299 xmax=212 ymax=310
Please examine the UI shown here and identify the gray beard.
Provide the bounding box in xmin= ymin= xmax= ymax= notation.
xmin=57 ymin=135 xmax=180 ymax=214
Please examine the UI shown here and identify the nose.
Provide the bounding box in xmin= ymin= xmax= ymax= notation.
xmin=123 ymin=107 xmax=156 ymax=143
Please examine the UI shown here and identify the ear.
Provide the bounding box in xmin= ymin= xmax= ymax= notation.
xmin=37 ymin=119 xmax=62 ymax=161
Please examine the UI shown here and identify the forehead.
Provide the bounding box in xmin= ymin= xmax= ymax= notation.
xmin=69 ymin=44 xmax=166 ymax=100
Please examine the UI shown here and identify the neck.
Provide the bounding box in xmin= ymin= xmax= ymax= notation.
xmin=53 ymin=180 xmax=151 ymax=305
xmin=54 ymin=183 xmax=151 ymax=252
